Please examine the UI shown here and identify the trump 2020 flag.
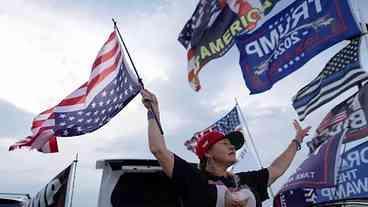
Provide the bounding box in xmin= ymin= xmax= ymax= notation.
xmin=178 ymin=0 xmax=279 ymax=91
xmin=236 ymin=0 xmax=362 ymax=94
xmin=26 ymin=163 xmax=73 ymax=207
xmin=9 ymin=31 xmax=141 ymax=153
xmin=292 ymin=37 xmax=368 ymax=121
xmin=274 ymin=84 xmax=368 ymax=206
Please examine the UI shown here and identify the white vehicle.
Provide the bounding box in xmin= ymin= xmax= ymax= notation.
xmin=96 ymin=159 xmax=368 ymax=207
xmin=96 ymin=159 xmax=197 ymax=207
xmin=0 ymin=193 xmax=29 ymax=207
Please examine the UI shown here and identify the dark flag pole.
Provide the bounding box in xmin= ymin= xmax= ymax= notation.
xmin=112 ymin=18 xmax=164 ymax=135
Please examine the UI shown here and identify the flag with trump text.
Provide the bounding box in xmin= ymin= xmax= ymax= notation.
xmin=292 ymin=37 xmax=368 ymax=121
xmin=274 ymin=83 xmax=368 ymax=206
xmin=9 ymin=30 xmax=141 ymax=153
xmin=178 ymin=0 xmax=279 ymax=91
xmin=235 ymin=0 xmax=362 ymax=94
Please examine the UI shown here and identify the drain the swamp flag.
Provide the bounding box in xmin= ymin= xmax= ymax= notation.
xmin=236 ymin=0 xmax=362 ymax=94
xmin=274 ymin=84 xmax=368 ymax=206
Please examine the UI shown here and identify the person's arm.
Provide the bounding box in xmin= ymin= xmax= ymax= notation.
xmin=141 ymin=89 xmax=174 ymax=177
xmin=267 ymin=120 xmax=311 ymax=185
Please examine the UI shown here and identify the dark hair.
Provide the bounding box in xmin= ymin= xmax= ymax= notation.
xmin=199 ymin=157 xmax=207 ymax=172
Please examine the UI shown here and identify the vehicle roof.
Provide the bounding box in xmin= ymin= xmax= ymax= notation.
xmin=0 ymin=193 xmax=30 ymax=203
xmin=96 ymin=159 xmax=197 ymax=170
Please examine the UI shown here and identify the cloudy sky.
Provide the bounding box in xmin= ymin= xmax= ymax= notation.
xmin=1 ymin=0 xmax=368 ymax=206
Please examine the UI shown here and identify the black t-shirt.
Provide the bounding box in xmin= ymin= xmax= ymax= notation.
xmin=171 ymin=154 xmax=217 ymax=207
xmin=171 ymin=154 xmax=269 ymax=207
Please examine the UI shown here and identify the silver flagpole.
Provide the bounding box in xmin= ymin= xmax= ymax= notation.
xmin=235 ymin=99 xmax=275 ymax=198
xmin=355 ymin=0 xmax=368 ymax=58
xmin=235 ymin=100 xmax=264 ymax=168
xmin=353 ymin=0 xmax=368 ymax=90
xmin=67 ymin=154 xmax=78 ymax=207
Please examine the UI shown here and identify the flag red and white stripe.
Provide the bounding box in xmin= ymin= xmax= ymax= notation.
xmin=9 ymin=108 xmax=58 ymax=153
xmin=187 ymin=48 xmax=202 ymax=91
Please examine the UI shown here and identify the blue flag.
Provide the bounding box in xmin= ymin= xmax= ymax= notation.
xmin=274 ymin=84 xmax=368 ymax=206
xmin=235 ymin=0 xmax=362 ymax=94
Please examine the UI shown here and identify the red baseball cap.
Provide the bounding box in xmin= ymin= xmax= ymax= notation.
xmin=195 ymin=130 xmax=244 ymax=160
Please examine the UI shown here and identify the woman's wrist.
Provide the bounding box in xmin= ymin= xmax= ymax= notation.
xmin=147 ymin=110 xmax=160 ymax=120
xmin=292 ymin=139 xmax=302 ymax=151
xmin=147 ymin=111 xmax=155 ymax=120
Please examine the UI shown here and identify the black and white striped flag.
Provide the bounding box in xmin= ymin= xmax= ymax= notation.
xmin=292 ymin=37 xmax=368 ymax=121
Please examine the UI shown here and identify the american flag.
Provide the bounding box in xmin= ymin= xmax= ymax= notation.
xmin=178 ymin=0 xmax=226 ymax=91
xmin=184 ymin=106 xmax=242 ymax=153
xmin=307 ymin=110 xmax=348 ymax=153
xmin=307 ymin=98 xmax=350 ymax=153
xmin=316 ymin=111 xmax=348 ymax=134
xmin=10 ymin=31 xmax=141 ymax=153
xmin=292 ymin=37 xmax=368 ymax=121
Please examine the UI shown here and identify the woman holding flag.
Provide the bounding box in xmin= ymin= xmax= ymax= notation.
xmin=141 ymin=88 xmax=310 ymax=207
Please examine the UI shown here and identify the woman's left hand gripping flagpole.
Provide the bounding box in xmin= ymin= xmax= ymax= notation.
xmin=112 ymin=18 xmax=164 ymax=135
